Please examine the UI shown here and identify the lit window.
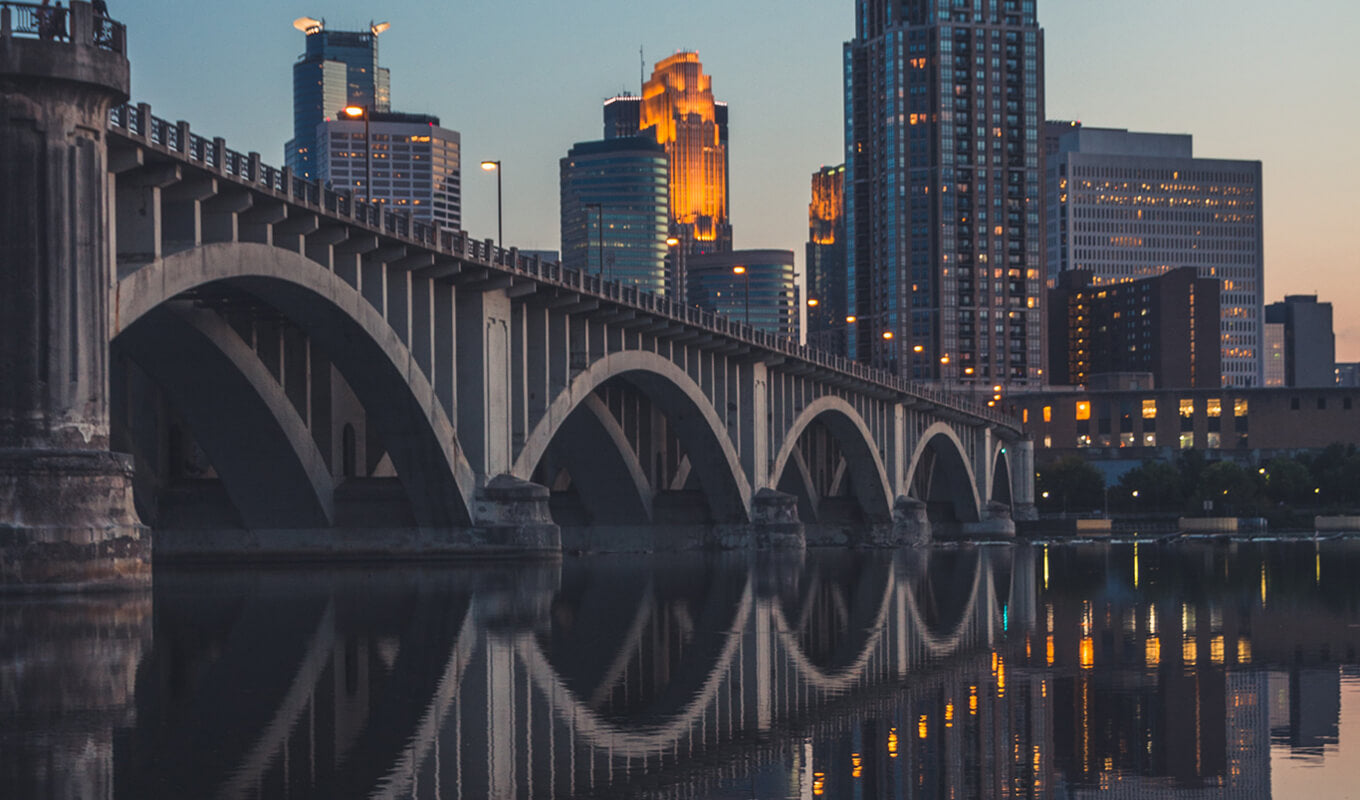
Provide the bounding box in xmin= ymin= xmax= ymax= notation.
xmin=1075 ymin=401 xmax=1090 ymax=421
xmin=1043 ymin=405 xmax=1052 ymax=423
xmin=1142 ymin=399 xmax=1156 ymax=419
xmin=1234 ymin=398 xmax=1249 ymax=416
xmin=1206 ymin=398 xmax=1221 ymax=418
xmin=1179 ymin=433 xmax=1194 ymax=449
xmin=1179 ymin=399 xmax=1194 ymax=418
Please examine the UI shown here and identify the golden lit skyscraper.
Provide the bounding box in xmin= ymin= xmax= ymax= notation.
xmin=640 ymin=52 xmax=732 ymax=255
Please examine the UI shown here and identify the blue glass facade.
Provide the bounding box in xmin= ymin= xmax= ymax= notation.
xmin=287 ymin=23 xmax=391 ymax=179
xmin=687 ymin=250 xmax=799 ymax=339
xmin=559 ymin=137 xmax=669 ymax=295
xmin=846 ymin=0 xmax=1045 ymax=386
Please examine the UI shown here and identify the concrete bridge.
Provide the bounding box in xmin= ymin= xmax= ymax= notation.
xmin=0 ymin=4 xmax=1034 ymax=586
xmin=91 ymin=548 xmax=1036 ymax=799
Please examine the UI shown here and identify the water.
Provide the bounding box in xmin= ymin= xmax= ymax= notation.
xmin=4 ymin=540 xmax=1360 ymax=798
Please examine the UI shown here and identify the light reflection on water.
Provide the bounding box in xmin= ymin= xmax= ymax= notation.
xmin=4 ymin=540 xmax=1360 ymax=798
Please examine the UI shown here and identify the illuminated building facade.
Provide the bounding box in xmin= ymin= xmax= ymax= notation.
xmin=559 ymin=137 xmax=670 ymax=294
xmin=807 ymin=165 xmax=848 ymax=354
xmin=687 ymin=250 xmax=799 ymax=339
xmin=1048 ymin=268 xmax=1220 ymax=389
xmin=845 ymin=0 xmax=1046 ymax=385
xmin=639 ymin=52 xmax=733 ymax=256
xmin=287 ymin=17 xmax=391 ymax=179
xmin=316 ymin=112 xmax=461 ymax=230
xmin=1046 ymin=125 xmax=1265 ymax=387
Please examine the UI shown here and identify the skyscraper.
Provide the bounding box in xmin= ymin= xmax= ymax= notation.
xmin=639 ymin=52 xmax=732 ymax=256
xmin=316 ymin=112 xmax=461 ymax=230
xmin=807 ymin=165 xmax=848 ymax=354
xmin=687 ymin=250 xmax=799 ymax=339
xmin=1045 ymin=125 xmax=1265 ymax=387
xmin=559 ymin=136 xmax=670 ymax=294
xmin=845 ymin=0 xmax=1045 ymax=385
xmin=287 ymin=17 xmax=391 ymax=179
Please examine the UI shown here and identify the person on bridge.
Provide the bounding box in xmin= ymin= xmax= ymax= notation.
xmin=36 ymin=0 xmax=53 ymax=40
xmin=51 ymin=1 xmax=67 ymax=41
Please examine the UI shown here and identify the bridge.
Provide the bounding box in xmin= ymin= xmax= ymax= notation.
xmin=0 ymin=3 xmax=1035 ymax=587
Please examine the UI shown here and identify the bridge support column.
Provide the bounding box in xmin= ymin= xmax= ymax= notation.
xmin=0 ymin=6 xmax=149 ymax=589
xmin=1010 ymin=439 xmax=1038 ymax=521
xmin=891 ymin=495 xmax=931 ymax=546
xmin=713 ymin=488 xmax=804 ymax=550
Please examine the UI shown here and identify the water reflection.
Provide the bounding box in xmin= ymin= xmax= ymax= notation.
xmin=6 ymin=540 xmax=1360 ymax=797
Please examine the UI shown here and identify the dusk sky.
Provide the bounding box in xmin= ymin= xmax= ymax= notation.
xmin=117 ymin=0 xmax=1359 ymax=360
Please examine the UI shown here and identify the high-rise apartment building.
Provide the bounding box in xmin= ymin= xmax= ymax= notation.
xmin=1045 ymin=125 xmax=1264 ymax=387
xmin=639 ymin=52 xmax=732 ymax=256
xmin=1265 ymin=295 xmax=1335 ymax=388
xmin=315 ymin=112 xmax=461 ymax=230
xmin=1048 ymin=268 xmax=1220 ymax=389
xmin=287 ymin=17 xmax=391 ymax=179
xmin=845 ymin=0 xmax=1045 ymax=385
xmin=559 ymin=137 xmax=670 ymax=294
xmin=807 ymin=165 xmax=848 ymax=354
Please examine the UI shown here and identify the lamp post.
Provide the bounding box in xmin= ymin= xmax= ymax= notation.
xmin=585 ymin=203 xmax=604 ymax=277
xmin=732 ymin=265 xmax=750 ymax=327
xmin=341 ymin=105 xmax=371 ymax=209
xmin=666 ymin=235 xmax=686 ymax=302
xmin=480 ymin=160 xmax=502 ymax=249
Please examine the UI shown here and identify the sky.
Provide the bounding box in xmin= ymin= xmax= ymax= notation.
xmin=116 ymin=0 xmax=1360 ymax=360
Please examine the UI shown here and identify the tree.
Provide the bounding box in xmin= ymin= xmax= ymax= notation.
xmin=1036 ymin=457 xmax=1105 ymax=515
xmin=1262 ymin=457 xmax=1311 ymax=507
xmin=1116 ymin=460 xmax=1183 ymax=513
xmin=1190 ymin=460 xmax=1262 ymax=516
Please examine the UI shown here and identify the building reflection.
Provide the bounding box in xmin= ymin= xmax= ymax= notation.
xmin=7 ymin=540 xmax=1360 ymax=797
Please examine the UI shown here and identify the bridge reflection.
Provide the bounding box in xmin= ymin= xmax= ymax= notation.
xmin=9 ymin=541 xmax=1360 ymax=797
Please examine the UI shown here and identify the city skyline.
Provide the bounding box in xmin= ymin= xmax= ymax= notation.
xmin=118 ymin=0 xmax=1360 ymax=360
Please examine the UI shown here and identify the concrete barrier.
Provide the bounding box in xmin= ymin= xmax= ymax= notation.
xmin=1316 ymin=516 xmax=1360 ymax=532
xmin=1178 ymin=517 xmax=1238 ymax=533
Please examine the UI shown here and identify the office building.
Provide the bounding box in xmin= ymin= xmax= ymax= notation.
xmin=1045 ymin=124 xmax=1264 ymax=387
xmin=602 ymin=94 xmax=642 ymax=139
xmin=1265 ymin=295 xmax=1335 ymax=388
xmin=807 ymin=165 xmax=848 ymax=354
xmin=559 ymin=137 xmax=670 ymax=295
xmin=287 ymin=17 xmax=391 ymax=179
xmin=844 ymin=0 xmax=1046 ymax=385
xmin=1048 ymin=267 xmax=1220 ymax=389
xmin=1336 ymin=363 xmax=1360 ymax=388
xmin=687 ymin=250 xmax=799 ymax=339
xmin=639 ymin=52 xmax=732 ymax=256
xmin=1264 ymin=323 xmax=1286 ymax=387
xmin=316 ymin=112 xmax=461 ymax=230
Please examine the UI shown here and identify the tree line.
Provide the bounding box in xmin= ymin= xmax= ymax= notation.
xmin=1035 ymin=443 xmax=1360 ymax=518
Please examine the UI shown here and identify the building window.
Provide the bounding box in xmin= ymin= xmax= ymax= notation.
xmin=1077 ymin=434 xmax=1091 ymax=448
xmin=1143 ymin=433 xmax=1157 ymax=447
xmin=1206 ymin=398 xmax=1221 ymax=418
xmin=1142 ymin=399 xmax=1157 ymax=420
xmin=1043 ymin=405 xmax=1052 ymax=422
xmin=1179 ymin=433 xmax=1194 ymax=449
xmin=1207 ymin=432 xmax=1221 ymax=449
xmin=1022 ymin=408 xmax=1029 ymax=424
xmin=1043 ymin=435 xmax=1052 ymax=448
xmin=1075 ymin=401 xmax=1090 ymax=421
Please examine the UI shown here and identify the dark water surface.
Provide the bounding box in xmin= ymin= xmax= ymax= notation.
xmin=5 ymin=540 xmax=1360 ymax=798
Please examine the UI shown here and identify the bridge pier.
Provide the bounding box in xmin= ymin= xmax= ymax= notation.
xmin=0 ymin=4 xmax=148 ymax=589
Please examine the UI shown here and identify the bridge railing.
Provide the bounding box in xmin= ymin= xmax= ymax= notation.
xmin=106 ymin=100 xmax=1021 ymax=432
xmin=0 ymin=1 xmax=125 ymax=54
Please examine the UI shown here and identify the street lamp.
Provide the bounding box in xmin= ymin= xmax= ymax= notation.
xmin=341 ymin=105 xmax=371 ymax=208
xmin=585 ymin=203 xmax=604 ymax=277
xmin=480 ymin=160 xmax=502 ymax=249
xmin=732 ymin=265 xmax=750 ymax=326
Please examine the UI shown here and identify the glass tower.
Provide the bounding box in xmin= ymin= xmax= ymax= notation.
xmin=807 ymin=165 xmax=848 ymax=354
xmin=845 ymin=0 xmax=1045 ymax=385
xmin=559 ymin=137 xmax=670 ymax=295
xmin=687 ymin=250 xmax=800 ymax=339
xmin=287 ymin=18 xmax=391 ymax=179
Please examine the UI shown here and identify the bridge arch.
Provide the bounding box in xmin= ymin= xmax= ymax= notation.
xmin=115 ymin=303 xmax=334 ymax=529
xmin=905 ymin=422 xmax=982 ymax=524
xmin=115 ymin=241 xmax=476 ymax=526
xmin=770 ymin=396 xmax=893 ymax=524
xmin=512 ymin=350 xmax=751 ymax=523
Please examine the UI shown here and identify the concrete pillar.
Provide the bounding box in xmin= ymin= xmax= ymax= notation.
xmin=0 ymin=7 xmax=149 ymax=588
xmin=1010 ymin=438 xmax=1039 ymax=521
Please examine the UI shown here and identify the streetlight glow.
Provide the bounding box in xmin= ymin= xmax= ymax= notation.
xmin=480 ymin=161 xmax=499 ymax=171
xmin=882 ymin=330 xmax=893 ymax=340
xmin=666 ymin=236 xmax=680 ymax=246
xmin=732 ymin=265 xmax=747 ymax=275
xmin=845 ymin=315 xmax=858 ymax=324
xmin=342 ymin=105 xmax=365 ymax=118
xmin=807 ymin=298 xmax=819 ymax=307
xmin=913 ymin=345 xmax=924 ymax=353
